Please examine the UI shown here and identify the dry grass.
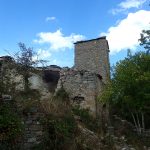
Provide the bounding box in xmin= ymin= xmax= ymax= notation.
xmin=40 ymin=97 xmax=71 ymax=117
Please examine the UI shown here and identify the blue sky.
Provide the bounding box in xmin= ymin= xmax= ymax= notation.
xmin=0 ymin=0 xmax=150 ymax=67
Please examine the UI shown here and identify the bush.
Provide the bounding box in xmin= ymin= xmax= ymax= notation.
xmin=46 ymin=114 xmax=76 ymax=139
xmin=0 ymin=103 xmax=23 ymax=149
xmin=33 ymin=114 xmax=77 ymax=150
xmin=16 ymin=89 xmax=41 ymax=100
xmin=54 ymin=87 xmax=69 ymax=103
xmin=33 ymin=88 xmax=77 ymax=150
xmin=72 ymin=106 xmax=98 ymax=132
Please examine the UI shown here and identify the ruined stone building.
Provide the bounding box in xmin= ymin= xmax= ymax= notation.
xmin=0 ymin=36 xmax=110 ymax=115
xmin=74 ymin=36 xmax=110 ymax=83
xmin=57 ymin=36 xmax=110 ymax=115
xmin=0 ymin=36 xmax=110 ymax=147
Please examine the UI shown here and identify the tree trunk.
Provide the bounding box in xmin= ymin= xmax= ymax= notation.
xmin=131 ymin=112 xmax=138 ymax=134
xmin=141 ymin=112 xmax=145 ymax=133
xmin=136 ymin=112 xmax=141 ymax=134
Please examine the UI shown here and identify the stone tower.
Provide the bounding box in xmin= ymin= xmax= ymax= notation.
xmin=74 ymin=36 xmax=110 ymax=83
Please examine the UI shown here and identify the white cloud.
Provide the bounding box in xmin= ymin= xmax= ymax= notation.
xmin=52 ymin=59 xmax=58 ymax=64
xmin=37 ymin=49 xmax=51 ymax=58
xmin=119 ymin=0 xmax=147 ymax=9
xmin=111 ymin=0 xmax=147 ymax=15
xmin=110 ymin=9 xmax=124 ymax=15
xmin=45 ymin=16 xmax=56 ymax=22
xmin=34 ymin=29 xmax=85 ymax=51
xmin=33 ymin=49 xmax=51 ymax=61
xmin=101 ymin=10 xmax=150 ymax=54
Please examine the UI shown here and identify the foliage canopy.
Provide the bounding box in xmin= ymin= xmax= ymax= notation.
xmin=99 ymin=28 xmax=150 ymax=133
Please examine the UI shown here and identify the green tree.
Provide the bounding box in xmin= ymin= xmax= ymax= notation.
xmin=16 ymin=43 xmax=35 ymax=92
xmin=139 ymin=29 xmax=150 ymax=52
xmin=99 ymin=51 xmax=150 ymax=134
xmin=16 ymin=42 xmax=47 ymax=92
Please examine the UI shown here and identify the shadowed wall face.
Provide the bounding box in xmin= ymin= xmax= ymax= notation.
xmin=74 ymin=37 xmax=110 ymax=83
xmin=43 ymin=70 xmax=60 ymax=92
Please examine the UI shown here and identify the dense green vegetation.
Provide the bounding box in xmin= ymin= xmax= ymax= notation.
xmin=0 ymin=102 xmax=23 ymax=150
xmin=99 ymin=28 xmax=150 ymax=134
xmin=72 ymin=106 xmax=99 ymax=132
xmin=32 ymin=88 xmax=77 ymax=150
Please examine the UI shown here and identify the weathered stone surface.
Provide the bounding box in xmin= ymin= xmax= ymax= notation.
xmin=76 ymin=125 xmax=102 ymax=150
xmin=0 ymin=37 xmax=111 ymax=149
xmin=56 ymin=69 xmax=104 ymax=116
xmin=22 ymin=105 xmax=44 ymax=149
xmin=55 ymin=37 xmax=110 ymax=116
xmin=27 ymin=137 xmax=36 ymax=143
xmin=74 ymin=37 xmax=110 ymax=84
xmin=29 ymin=73 xmax=52 ymax=100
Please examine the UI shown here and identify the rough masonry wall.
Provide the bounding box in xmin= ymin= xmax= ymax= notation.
xmin=22 ymin=106 xmax=44 ymax=149
xmin=29 ymin=73 xmax=52 ymax=100
xmin=56 ymin=68 xmax=103 ymax=115
xmin=75 ymin=37 xmax=110 ymax=83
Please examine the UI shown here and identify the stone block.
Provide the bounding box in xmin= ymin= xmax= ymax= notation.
xmin=27 ymin=137 xmax=37 ymax=143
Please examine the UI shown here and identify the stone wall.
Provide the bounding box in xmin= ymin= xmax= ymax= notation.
xmin=0 ymin=36 xmax=110 ymax=148
xmin=56 ymin=68 xmax=104 ymax=115
xmin=22 ymin=105 xmax=44 ymax=149
xmin=74 ymin=37 xmax=110 ymax=83
xmin=1 ymin=96 xmax=44 ymax=150
xmin=29 ymin=73 xmax=52 ymax=100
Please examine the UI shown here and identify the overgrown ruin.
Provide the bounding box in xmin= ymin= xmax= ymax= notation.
xmin=56 ymin=37 xmax=110 ymax=115
xmin=0 ymin=36 xmax=110 ymax=115
xmin=0 ymin=36 xmax=110 ymax=148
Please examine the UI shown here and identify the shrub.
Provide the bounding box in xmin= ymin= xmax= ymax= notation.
xmin=33 ymin=114 xmax=77 ymax=150
xmin=16 ymin=89 xmax=41 ymax=100
xmin=33 ymin=88 xmax=77 ymax=150
xmin=54 ymin=87 xmax=69 ymax=103
xmin=72 ymin=106 xmax=98 ymax=132
xmin=40 ymin=88 xmax=70 ymax=117
xmin=0 ymin=103 xmax=23 ymax=149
